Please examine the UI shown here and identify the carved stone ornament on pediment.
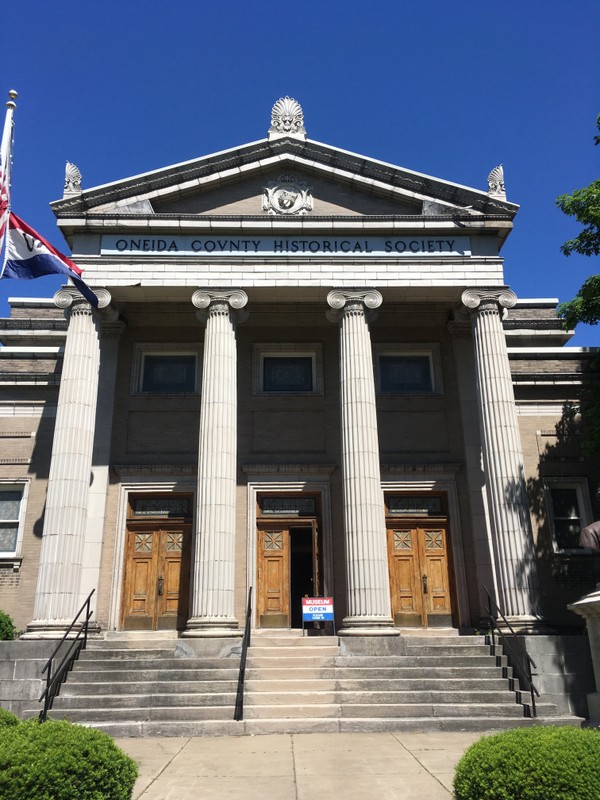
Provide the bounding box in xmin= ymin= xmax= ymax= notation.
xmin=263 ymin=174 xmax=313 ymax=215
xmin=63 ymin=161 xmax=82 ymax=197
xmin=269 ymin=96 xmax=306 ymax=138
xmin=487 ymin=164 xmax=506 ymax=198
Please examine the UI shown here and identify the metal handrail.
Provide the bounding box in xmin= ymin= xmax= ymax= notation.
xmin=234 ymin=586 xmax=252 ymax=721
xmin=483 ymin=585 xmax=540 ymax=717
xmin=38 ymin=589 xmax=95 ymax=722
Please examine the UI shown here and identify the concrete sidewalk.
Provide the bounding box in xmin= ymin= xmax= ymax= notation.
xmin=116 ymin=730 xmax=489 ymax=799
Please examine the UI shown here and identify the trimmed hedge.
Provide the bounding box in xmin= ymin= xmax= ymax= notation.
xmin=0 ymin=610 xmax=15 ymax=640
xmin=0 ymin=708 xmax=20 ymax=728
xmin=0 ymin=718 xmax=138 ymax=800
xmin=454 ymin=725 xmax=600 ymax=800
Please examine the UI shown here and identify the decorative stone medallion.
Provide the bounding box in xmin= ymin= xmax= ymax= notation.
xmin=270 ymin=96 xmax=305 ymax=135
xmin=263 ymin=174 xmax=313 ymax=215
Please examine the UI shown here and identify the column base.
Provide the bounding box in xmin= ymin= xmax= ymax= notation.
xmin=182 ymin=617 xmax=242 ymax=638
xmin=338 ymin=615 xmax=397 ymax=636
xmin=497 ymin=615 xmax=553 ymax=635
xmin=21 ymin=619 xmax=101 ymax=640
xmin=586 ymin=693 xmax=600 ymax=728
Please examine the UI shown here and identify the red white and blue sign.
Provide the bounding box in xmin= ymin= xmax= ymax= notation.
xmin=302 ymin=597 xmax=334 ymax=622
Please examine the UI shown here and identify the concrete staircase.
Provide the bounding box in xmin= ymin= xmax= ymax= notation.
xmin=241 ymin=632 xmax=566 ymax=734
xmin=31 ymin=639 xmax=243 ymax=737
xmin=27 ymin=632 xmax=577 ymax=736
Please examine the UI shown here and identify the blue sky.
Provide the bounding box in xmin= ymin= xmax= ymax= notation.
xmin=1 ymin=0 xmax=598 ymax=343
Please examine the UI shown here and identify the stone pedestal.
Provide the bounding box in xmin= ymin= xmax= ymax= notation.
xmin=327 ymin=290 xmax=394 ymax=634
xmin=569 ymin=588 xmax=600 ymax=724
xmin=25 ymin=288 xmax=113 ymax=638
xmin=462 ymin=288 xmax=539 ymax=626
xmin=183 ymin=290 xmax=248 ymax=637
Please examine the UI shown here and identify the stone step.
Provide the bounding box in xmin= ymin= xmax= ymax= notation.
xmin=401 ymin=644 xmax=491 ymax=656
xmin=245 ymin=691 xmax=336 ymax=706
xmin=339 ymin=703 xmax=525 ymax=719
xmin=333 ymin=655 xmax=507 ymax=667
xmin=67 ymin=668 xmax=240 ymax=682
xmin=249 ymin=666 xmax=512 ymax=680
xmin=42 ymin=706 xmax=236 ymax=722
xmin=243 ymin=704 xmax=341 ymax=719
xmin=64 ymin=714 xmax=578 ymax=739
xmin=247 ymin=646 xmax=340 ymax=657
xmin=249 ymin=636 xmax=339 ymax=647
xmin=54 ymin=692 xmax=238 ymax=709
xmin=246 ymin=655 xmax=506 ymax=669
xmin=61 ymin=680 xmax=240 ymax=695
xmin=74 ymin=657 xmax=239 ymax=670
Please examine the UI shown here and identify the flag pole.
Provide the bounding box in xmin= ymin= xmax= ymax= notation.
xmin=0 ymin=89 xmax=18 ymax=275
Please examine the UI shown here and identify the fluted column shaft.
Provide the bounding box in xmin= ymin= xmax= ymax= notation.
xmin=26 ymin=288 xmax=112 ymax=636
xmin=184 ymin=289 xmax=248 ymax=637
xmin=327 ymin=290 xmax=393 ymax=633
xmin=462 ymin=288 xmax=539 ymax=621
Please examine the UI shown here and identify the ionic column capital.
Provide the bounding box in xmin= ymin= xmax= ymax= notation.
xmin=461 ymin=288 xmax=517 ymax=313
xmin=192 ymin=289 xmax=249 ymax=324
xmin=326 ymin=289 xmax=383 ymax=322
xmin=54 ymin=287 xmax=118 ymax=320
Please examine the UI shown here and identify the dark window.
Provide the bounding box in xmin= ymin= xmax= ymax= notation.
xmin=549 ymin=487 xmax=582 ymax=549
xmin=379 ymin=355 xmax=433 ymax=393
xmin=131 ymin=496 xmax=191 ymax=518
xmin=0 ymin=489 xmax=22 ymax=553
xmin=387 ymin=495 xmax=443 ymax=515
xmin=263 ymin=356 xmax=313 ymax=392
xmin=141 ymin=355 xmax=196 ymax=393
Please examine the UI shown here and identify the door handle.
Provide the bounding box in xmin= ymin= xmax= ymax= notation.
xmin=422 ymin=574 xmax=428 ymax=594
xmin=157 ymin=576 xmax=164 ymax=596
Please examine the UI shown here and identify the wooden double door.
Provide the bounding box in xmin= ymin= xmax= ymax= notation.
xmin=121 ymin=521 xmax=191 ymax=630
xmin=257 ymin=520 xmax=320 ymax=628
xmin=387 ymin=521 xmax=454 ymax=627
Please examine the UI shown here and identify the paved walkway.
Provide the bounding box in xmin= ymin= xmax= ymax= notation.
xmin=116 ymin=731 xmax=489 ymax=799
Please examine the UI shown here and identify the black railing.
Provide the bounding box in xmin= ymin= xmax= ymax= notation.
xmin=234 ymin=586 xmax=252 ymax=721
xmin=38 ymin=590 xmax=95 ymax=722
xmin=483 ymin=585 xmax=540 ymax=717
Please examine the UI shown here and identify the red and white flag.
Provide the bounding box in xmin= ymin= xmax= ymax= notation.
xmin=0 ymin=91 xmax=17 ymax=257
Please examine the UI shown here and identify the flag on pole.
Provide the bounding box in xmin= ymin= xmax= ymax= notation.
xmin=4 ymin=212 xmax=99 ymax=307
xmin=0 ymin=90 xmax=17 ymax=256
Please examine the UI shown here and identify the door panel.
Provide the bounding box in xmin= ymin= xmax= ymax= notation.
xmin=122 ymin=523 xmax=191 ymax=630
xmin=257 ymin=527 xmax=289 ymax=627
xmin=388 ymin=524 xmax=452 ymax=627
xmin=257 ymin=520 xmax=320 ymax=628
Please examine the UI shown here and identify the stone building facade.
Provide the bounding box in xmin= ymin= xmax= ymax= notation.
xmin=1 ymin=98 xmax=599 ymax=644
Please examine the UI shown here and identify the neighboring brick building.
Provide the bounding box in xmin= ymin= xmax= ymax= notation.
xmin=1 ymin=97 xmax=598 ymax=649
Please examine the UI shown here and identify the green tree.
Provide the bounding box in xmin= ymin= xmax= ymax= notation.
xmin=556 ymin=112 xmax=600 ymax=258
xmin=555 ymin=116 xmax=600 ymax=456
xmin=556 ymin=113 xmax=599 ymax=328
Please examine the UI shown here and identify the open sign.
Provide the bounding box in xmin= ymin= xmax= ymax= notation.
xmin=302 ymin=597 xmax=334 ymax=621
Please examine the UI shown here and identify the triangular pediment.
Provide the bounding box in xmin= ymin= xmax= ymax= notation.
xmin=51 ymin=137 xmax=518 ymax=220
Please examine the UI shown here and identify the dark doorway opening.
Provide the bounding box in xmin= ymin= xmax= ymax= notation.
xmin=290 ymin=526 xmax=314 ymax=627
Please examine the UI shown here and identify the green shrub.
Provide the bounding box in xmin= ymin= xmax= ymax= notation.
xmin=0 ymin=708 xmax=20 ymax=727
xmin=454 ymin=725 xmax=600 ymax=800
xmin=0 ymin=718 xmax=138 ymax=800
xmin=0 ymin=610 xmax=15 ymax=641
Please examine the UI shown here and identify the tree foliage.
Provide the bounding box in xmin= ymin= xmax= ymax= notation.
xmin=556 ymin=113 xmax=600 ymax=258
xmin=556 ymin=113 xmax=600 ymax=330
xmin=558 ymin=274 xmax=600 ymax=329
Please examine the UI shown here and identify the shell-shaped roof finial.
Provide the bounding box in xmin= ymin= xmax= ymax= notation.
xmin=269 ymin=96 xmax=306 ymax=141
xmin=487 ymin=164 xmax=506 ymax=199
xmin=64 ymin=161 xmax=82 ymax=197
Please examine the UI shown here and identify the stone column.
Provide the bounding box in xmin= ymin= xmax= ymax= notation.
xmin=184 ymin=289 xmax=248 ymax=637
xmin=81 ymin=316 xmax=125 ymax=610
xmin=327 ymin=289 xmax=394 ymax=634
xmin=569 ymin=589 xmax=600 ymax=724
xmin=25 ymin=288 xmax=114 ymax=637
xmin=461 ymin=288 xmax=539 ymax=624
